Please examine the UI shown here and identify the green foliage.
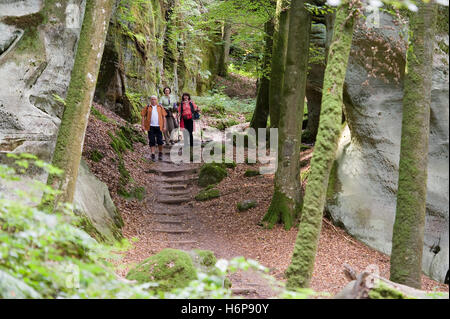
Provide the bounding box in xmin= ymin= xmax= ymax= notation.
xmin=194 ymin=88 xmax=256 ymax=115
xmin=195 ymin=188 xmax=220 ymax=201
xmin=0 ymin=155 xmax=320 ymax=299
xmin=125 ymin=91 xmax=145 ymax=123
xmin=90 ymin=150 xmax=105 ymax=163
xmin=213 ymin=119 xmax=240 ymax=130
xmin=192 ymin=250 xmax=217 ymax=268
xmin=91 ymin=106 xmax=110 ymax=123
xmin=0 ymin=157 xmax=152 ymax=298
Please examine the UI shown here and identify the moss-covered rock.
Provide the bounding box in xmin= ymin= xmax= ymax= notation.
xmin=187 ymin=250 xmax=232 ymax=289
xmin=237 ymin=200 xmax=257 ymax=212
xmin=191 ymin=250 xmax=217 ymax=268
xmin=195 ymin=188 xmax=220 ymax=201
xmin=198 ymin=163 xmax=227 ymax=187
xmin=126 ymin=249 xmax=232 ymax=291
xmin=244 ymin=169 xmax=260 ymax=177
xmin=126 ymin=248 xmax=197 ymax=292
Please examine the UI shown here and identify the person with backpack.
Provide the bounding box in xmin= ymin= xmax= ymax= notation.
xmin=141 ymin=95 xmax=167 ymax=161
xmin=160 ymin=87 xmax=178 ymax=145
xmin=178 ymin=92 xmax=199 ymax=150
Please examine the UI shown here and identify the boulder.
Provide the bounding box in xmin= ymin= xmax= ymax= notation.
xmin=73 ymin=159 xmax=123 ymax=242
xmin=126 ymin=248 xmax=198 ymax=292
xmin=237 ymin=199 xmax=257 ymax=212
xmin=126 ymin=248 xmax=228 ymax=292
xmin=198 ymin=163 xmax=227 ymax=187
xmin=326 ymin=12 xmax=449 ymax=282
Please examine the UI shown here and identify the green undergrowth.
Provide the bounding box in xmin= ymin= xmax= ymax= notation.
xmin=193 ymin=88 xmax=255 ymax=122
xmin=0 ymin=156 xmax=325 ymax=299
xmin=108 ymin=126 xmax=146 ymax=200
xmin=90 ymin=150 xmax=105 ymax=163
xmin=91 ymin=106 xmax=111 ymax=123
xmin=195 ymin=188 xmax=220 ymax=201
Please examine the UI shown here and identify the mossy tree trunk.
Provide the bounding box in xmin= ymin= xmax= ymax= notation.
xmin=285 ymin=2 xmax=355 ymax=288
xmin=268 ymin=0 xmax=290 ymax=128
xmin=390 ymin=1 xmax=437 ymax=289
xmin=303 ymin=11 xmax=336 ymax=144
xmin=262 ymin=0 xmax=311 ymax=230
xmin=46 ymin=0 xmax=114 ymax=206
xmin=250 ymin=17 xmax=275 ymax=129
xmin=217 ymin=20 xmax=232 ymax=77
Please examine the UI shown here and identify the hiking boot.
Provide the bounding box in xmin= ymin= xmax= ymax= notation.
xmin=158 ymin=152 xmax=163 ymax=161
xmin=151 ymin=153 xmax=156 ymax=162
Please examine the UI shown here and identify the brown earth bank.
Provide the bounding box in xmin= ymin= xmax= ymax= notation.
xmin=82 ymin=103 xmax=449 ymax=297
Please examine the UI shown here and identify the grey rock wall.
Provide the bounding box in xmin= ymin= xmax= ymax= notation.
xmin=326 ymin=12 xmax=449 ymax=283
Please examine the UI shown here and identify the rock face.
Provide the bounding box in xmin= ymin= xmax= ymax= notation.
xmin=94 ymin=0 xmax=219 ymax=122
xmin=0 ymin=1 xmax=122 ymax=242
xmin=326 ymin=12 xmax=449 ymax=283
xmin=0 ymin=0 xmax=84 ymax=161
xmin=74 ymin=159 xmax=123 ymax=242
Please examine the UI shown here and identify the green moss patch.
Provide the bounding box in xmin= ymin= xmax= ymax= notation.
xmin=191 ymin=250 xmax=217 ymax=268
xmin=198 ymin=163 xmax=228 ymax=187
xmin=195 ymin=188 xmax=220 ymax=201
xmin=244 ymin=169 xmax=260 ymax=177
xmin=237 ymin=200 xmax=257 ymax=212
xmin=126 ymin=248 xmax=197 ymax=292
xmin=368 ymin=281 xmax=410 ymax=299
xmin=2 ymin=12 xmax=44 ymax=29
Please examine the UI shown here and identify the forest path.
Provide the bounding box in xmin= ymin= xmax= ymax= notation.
xmin=139 ymin=140 xmax=280 ymax=298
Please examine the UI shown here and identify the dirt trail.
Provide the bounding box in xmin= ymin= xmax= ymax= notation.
xmin=85 ymin=107 xmax=447 ymax=298
xmin=130 ymin=144 xmax=280 ymax=298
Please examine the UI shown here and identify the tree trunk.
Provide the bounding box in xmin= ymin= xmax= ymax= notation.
xmin=46 ymin=0 xmax=114 ymax=206
xmin=250 ymin=18 xmax=275 ymax=129
xmin=390 ymin=1 xmax=437 ymax=289
xmin=334 ymin=267 xmax=448 ymax=299
xmin=262 ymin=0 xmax=311 ymax=230
xmin=285 ymin=2 xmax=355 ymax=288
xmin=268 ymin=0 xmax=290 ymax=128
xmin=303 ymin=12 xmax=335 ymax=144
xmin=217 ymin=21 xmax=232 ymax=77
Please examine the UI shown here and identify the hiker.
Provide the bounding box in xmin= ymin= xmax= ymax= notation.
xmin=160 ymin=87 xmax=178 ymax=145
xmin=141 ymin=95 xmax=167 ymax=161
xmin=178 ymin=92 xmax=199 ymax=149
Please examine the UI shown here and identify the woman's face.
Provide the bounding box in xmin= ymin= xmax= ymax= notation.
xmin=183 ymin=95 xmax=189 ymax=101
xmin=164 ymin=89 xmax=170 ymax=96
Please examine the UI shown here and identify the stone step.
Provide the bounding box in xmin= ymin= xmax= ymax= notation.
xmin=158 ymin=189 xmax=192 ymax=197
xmin=156 ymin=175 xmax=198 ymax=184
xmin=157 ymin=167 xmax=199 ymax=177
xmin=157 ymin=196 xmax=191 ymax=204
xmin=168 ymin=240 xmax=197 ymax=245
xmin=155 ymin=220 xmax=183 ymax=224
xmin=152 ymin=229 xmax=191 ymax=234
xmin=160 ymin=184 xmax=188 ymax=191
xmin=152 ymin=211 xmax=185 ymax=216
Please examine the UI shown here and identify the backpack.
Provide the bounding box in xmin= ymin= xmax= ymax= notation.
xmin=180 ymin=101 xmax=200 ymax=120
